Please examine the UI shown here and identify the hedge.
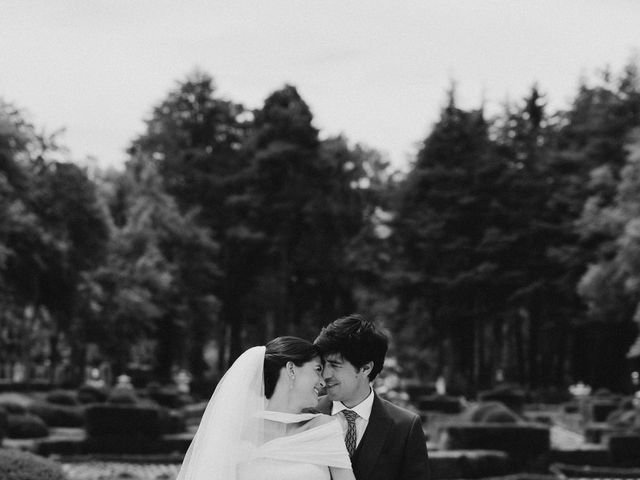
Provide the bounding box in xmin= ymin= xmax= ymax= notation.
xmin=0 ymin=406 xmax=7 ymax=441
xmin=85 ymin=404 xmax=161 ymax=438
xmin=478 ymin=386 xmax=527 ymax=413
xmin=440 ymin=423 xmax=550 ymax=471
xmin=45 ymin=389 xmax=79 ymax=407
xmin=416 ymin=394 xmax=463 ymax=414
xmin=7 ymin=413 xmax=49 ymax=439
xmin=105 ymin=388 xmax=139 ymax=405
xmin=77 ymin=384 xmax=109 ymax=404
xmin=608 ymin=434 xmax=640 ymax=466
xmin=462 ymin=401 xmax=521 ymax=423
xmin=0 ymin=448 xmax=67 ymax=480
xmin=29 ymin=401 xmax=85 ymax=427
xmin=0 ymin=400 xmax=28 ymax=415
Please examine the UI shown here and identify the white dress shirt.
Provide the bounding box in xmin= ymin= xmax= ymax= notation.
xmin=331 ymin=387 xmax=374 ymax=448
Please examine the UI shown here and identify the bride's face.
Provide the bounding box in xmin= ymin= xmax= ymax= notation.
xmin=291 ymin=356 xmax=326 ymax=410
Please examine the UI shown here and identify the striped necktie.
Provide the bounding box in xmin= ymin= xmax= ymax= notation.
xmin=343 ymin=409 xmax=358 ymax=457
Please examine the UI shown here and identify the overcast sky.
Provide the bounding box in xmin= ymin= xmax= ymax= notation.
xmin=1 ymin=1 xmax=639 ymax=171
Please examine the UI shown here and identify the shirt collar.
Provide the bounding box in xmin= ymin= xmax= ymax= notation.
xmin=331 ymin=387 xmax=374 ymax=421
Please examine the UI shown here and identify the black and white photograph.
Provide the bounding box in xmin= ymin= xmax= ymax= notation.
xmin=1 ymin=1 xmax=640 ymax=479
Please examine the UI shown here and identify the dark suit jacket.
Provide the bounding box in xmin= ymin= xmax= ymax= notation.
xmin=317 ymin=393 xmax=430 ymax=480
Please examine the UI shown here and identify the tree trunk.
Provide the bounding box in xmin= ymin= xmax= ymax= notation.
xmin=514 ymin=310 xmax=526 ymax=385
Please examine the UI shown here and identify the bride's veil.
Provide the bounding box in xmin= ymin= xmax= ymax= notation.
xmin=176 ymin=346 xmax=267 ymax=480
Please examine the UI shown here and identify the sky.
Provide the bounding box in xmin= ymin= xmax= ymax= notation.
xmin=1 ymin=0 xmax=639 ymax=171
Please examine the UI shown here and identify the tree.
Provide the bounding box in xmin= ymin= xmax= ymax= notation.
xmin=391 ymin=89 xmax=506 ymax=388
xmin=129 ymin=70 xmax=250 ymax=371
xmin=84 ymin=161 xmax=220 ymax=379
xmin=0 ymin=100 xmax=111 ymax=382
xmin=239 ymin=86 xmax=381 ymax=353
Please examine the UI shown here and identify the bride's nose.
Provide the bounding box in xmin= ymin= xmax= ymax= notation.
xmin=317 ymin=377 xmax=326 ymax=388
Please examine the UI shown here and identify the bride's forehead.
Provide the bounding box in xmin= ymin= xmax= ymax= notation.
xmin=306 ymin=356 xmax=322 ymax=367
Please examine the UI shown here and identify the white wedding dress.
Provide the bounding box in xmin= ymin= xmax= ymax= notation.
xmin=237 ymin=412 xmax=351 ymax=480
xmin=176 ymin=347 xmax=352 ymax=480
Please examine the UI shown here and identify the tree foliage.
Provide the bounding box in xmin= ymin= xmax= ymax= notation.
xmin=3 ymin=60 xmax=640 ymax=393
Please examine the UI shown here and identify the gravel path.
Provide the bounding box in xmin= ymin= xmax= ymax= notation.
xmin=62 ymin=462 xmax=180 ymax=480
xmin=57 ymin=424 xmax=585 ymax=479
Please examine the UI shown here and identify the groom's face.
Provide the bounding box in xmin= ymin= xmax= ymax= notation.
xmin=322 ymin=353 xmax=370 ymax=406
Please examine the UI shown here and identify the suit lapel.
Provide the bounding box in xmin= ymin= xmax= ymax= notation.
xmin=353 ymin=393 xmax=392 ymax=479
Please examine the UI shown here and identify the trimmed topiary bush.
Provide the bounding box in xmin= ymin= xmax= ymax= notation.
xmin=463 ymin=401 xmax=521 ymax=423
xmin=429 ymin=450 xmax=510 ymax=479
xmin=441 ymin=423 xmax=550 ymax=471
xmin=478 ymin=385 xmax=527 ymax=413
xmin=145 ymin=384 xmax=193 ymax=409
xmin=29 ymin=401 xmax=85 ymax=427
xmin=607 ymin=409 xmax=637 ymax=428
xmin=84 ymin=404 xmax=163 ymax=453
xmin=0 ymin=393 xmax=33 ymax=414
xmin=77 ymin=384 xmax=109 ymax=404
xmin=0 ymin=448 xmax=67 ymax=480
xmin=592 ymin=399 xmax=620 ymax=422
xmin=158 ymin=408 xmax=187 ymax=434
xmin=106 ymin=388 xmax=139 ymax=405
xmin=404 ymin=382 xmax=436 ymax=401
xmin=0 ymin=401 xmax=28 ymax=415
xmin=45 ymin=389 xmax=79 ymax=407
xmin=85 ymin=404 xmax=161 ymax=438
xmin=0 ymin=406 xmax=7 ymax=441
xmin=608 ymin=433 xmax=640 ymax=466
xmin=182 ymin=401 xmax=207 ymax=427
xmin=416 ymin=394 xmax=464 ymax=414
xmin=7 ymin=413 xmax=49 ymax=439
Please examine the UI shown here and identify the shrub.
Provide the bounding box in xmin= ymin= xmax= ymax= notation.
xmin=429 ymin=450 xmax=510 ymax=479
xmin=609 ymin=434 xmax=640 ymax=466
xmin=7 ymin=413 xmax=49 ymax=439
xmin=106 ymin=388 xmax=139 ymax=405
xmin=529 ymin=386 xmax=573 ymax=404
xmin=84 ymin=404 xmax=162 ymax=454
xmin=404 ymin=382 xmax=436 ymax=401
xmin=607 ymin=409 xmax=637 ymax=428
xmin=85 ymin=404 xmax=161 ymax=438
xmin=0 ymin=448 xmax=67 ymax=480
xmin=592 ymin=399 xmax=620 ymax=422
xmin=29 ymin=401 xmax=85 ymax=427
xmin=441 ymin=423 xmax=550 ymax=470
xmin=0 ymin=393 xmax=33 ymax=413
xmin=77 ymin=384 xmax=109 ymax=404
xmin=0 ymin=406 xmax=7 ymax=441
xmin=182 ymin=401 xmax=207 ymax=427
xmin=478 ymin=385 xmax=527 ymax=413
xmin=145 ymin=384 xmax=193 ymax=409
xmin=0 ymin=400 xmax=28 ymax=415
xmin=416 ymin=394 xmax=463 ymax=414
xmin=463 ymin=401 xmax=521 ymax=424
xmin=563 ymin=401 xmax=579 ymax=413
xmin=45 ymin=390 xmax=78 ymax=406
xmin=158 ymin=408 xmax=187 ymax=434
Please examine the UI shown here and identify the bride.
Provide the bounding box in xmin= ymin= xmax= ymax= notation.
xmin=176 ymin=336 xmax=355 ymax=480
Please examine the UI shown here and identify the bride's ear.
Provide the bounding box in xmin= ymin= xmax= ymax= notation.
xmin=286 ymin=361 xmax=296 ymax=380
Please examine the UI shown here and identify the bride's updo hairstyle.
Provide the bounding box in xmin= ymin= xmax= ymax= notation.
xmin=264 ymin=336 xmax=319 ymax=399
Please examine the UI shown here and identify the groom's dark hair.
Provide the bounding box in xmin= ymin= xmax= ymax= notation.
xmin=314 ymin=314 xmax=388 ymax=381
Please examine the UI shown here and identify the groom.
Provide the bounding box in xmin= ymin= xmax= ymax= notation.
xmin=314 ymin=314 xmax=430 ymax=480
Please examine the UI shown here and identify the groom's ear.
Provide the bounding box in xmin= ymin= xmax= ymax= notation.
xmin=359 ymin=361 xmax=373 ymax=376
